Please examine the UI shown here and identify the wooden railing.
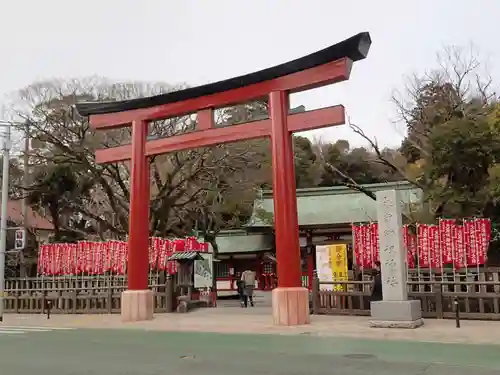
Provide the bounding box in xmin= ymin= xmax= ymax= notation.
xmin=311 ymin=279 xmax=372 ymax=316
xmin=311 ymin=273 xmax=500 ymax=320
xmin=407 ymin=280 xmax=500 ymax=320
xmin=8 ymin=271 xmax=500 ymax=319
xmin=4 ymin=275 xmax=175 ymax=315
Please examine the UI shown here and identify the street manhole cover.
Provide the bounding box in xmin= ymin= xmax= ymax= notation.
xmin=179 ymin=355 xmax=196 ymax=360
xmin=343 ymin=354 xmax=376 ymax=360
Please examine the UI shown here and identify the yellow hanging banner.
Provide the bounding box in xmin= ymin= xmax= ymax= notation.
xmin=328 ymin=244 xmax=348 ymax=291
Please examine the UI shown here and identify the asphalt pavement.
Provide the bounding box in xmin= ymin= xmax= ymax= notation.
xmin=1 ymin=327 xmax=500 ymax=375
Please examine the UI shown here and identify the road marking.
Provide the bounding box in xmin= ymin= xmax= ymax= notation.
xmin=0 ymin=326 xmax=74 ymax=330
xmin=0 ymin=330 xmax=26 ymax=335
xmin=0 ymin=326 xmax=76 ymax=336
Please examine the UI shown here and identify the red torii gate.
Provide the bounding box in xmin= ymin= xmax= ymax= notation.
xmin=76 ymin=32 xmax=371 ymax=326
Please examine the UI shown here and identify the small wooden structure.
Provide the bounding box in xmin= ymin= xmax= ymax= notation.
xmin=168 ymin=251 xmax=202 ymax=298
xmin=167 ymin=251 xmax=213 ymax=312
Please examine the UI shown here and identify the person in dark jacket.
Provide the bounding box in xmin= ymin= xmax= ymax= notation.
xmin=236 ymin=279 xmax=246 ymax=307
xmin=371 ymin=261 xmax=383 ymax=302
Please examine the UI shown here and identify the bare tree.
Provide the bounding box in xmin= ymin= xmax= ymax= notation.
xmin=348 ymin=44 xmax=497 ymax=217
xmin=7 ymin=77 xmax=271 ymax=240
xmin=392 ymin=44 xmax=495 ymax=162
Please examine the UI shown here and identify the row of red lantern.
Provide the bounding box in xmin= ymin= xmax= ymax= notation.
xmin=352 ymin=218 xmax=491 ymax=270
xmin=37 ymin=236 xmax=209 ymax=276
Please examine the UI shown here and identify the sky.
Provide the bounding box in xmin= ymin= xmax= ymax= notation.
xmin=0 ymin=0 xmax=498 ymax=149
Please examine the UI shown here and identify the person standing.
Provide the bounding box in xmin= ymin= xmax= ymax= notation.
xmin=371 ymin=261 xmax=383 ymax=302
xmin=236 ymin=279 xmax=246 ymax=307
xmin=240 ymin=269 xmax=256 ymax=307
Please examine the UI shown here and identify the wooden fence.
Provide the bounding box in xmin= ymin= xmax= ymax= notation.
xmin=311 ymin=268 xmax=500 ymax=320
xmin=6 ymin=268 xmax=500 ymax=319
xmin=3 ymin=275 xmax=176 ymax=314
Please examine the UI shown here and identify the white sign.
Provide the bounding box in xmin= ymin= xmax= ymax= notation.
xmin=315 ymin=245 xmax=334 ymax=291
xmin=14 ymin=229 xmax=26 ymax=250
xmin=194 ymin=253 xmax=213 ymax=289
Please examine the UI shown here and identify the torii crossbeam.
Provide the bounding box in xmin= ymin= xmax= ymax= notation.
xmin=76 ymin=32 xmax=371 ymax=325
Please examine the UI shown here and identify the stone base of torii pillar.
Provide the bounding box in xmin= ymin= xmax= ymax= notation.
xmin=272 ymin=287 xmax=310 ymax=326
xmin=369 ymin=189 xmax=424 ymax=329
xmin=121 ymin=290 xmax=154 ymax=322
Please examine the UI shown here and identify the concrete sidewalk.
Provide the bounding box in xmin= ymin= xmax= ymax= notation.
xmin=4 ymin=308 xmax=500 ymax=345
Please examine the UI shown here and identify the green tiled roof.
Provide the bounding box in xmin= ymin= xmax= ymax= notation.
xmin=246 ymin=182 xmax=422 ymax=227
xmin=215 ymin=230 xmax=274 ymax=254
xmin=167 ymin=251 xmax=203 ymax=261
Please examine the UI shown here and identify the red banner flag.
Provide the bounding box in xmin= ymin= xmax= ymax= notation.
xmin=359 ymin=225 xmax=370 ymax=268
xmin=186 ymin=236 xmax=201 ymax=251
xmin=464 ymin=220 xmax=478 ymax=266
xmin=120 ymin=241 xmax=128 ymax=275
xmin=84 ymin=241 xmax=93 ymax=273
xmin=408 ymin=232 xmax=417 ymax=269
xmin=453 ymin=225 xmax=465 ymax=270
xmin=64 ymin=243 xmax=73 ymax=275
xmin=157 ymin=239 xmax=167 ymax=271
xmin=102 ymin=242 xmax=111 ymax=273
xmin=474 ymin=218 xmax=489 ymax=265
xmin=357 ymin=225 xmax=366 ymax=269
xmin=403 ymin=225 xmax=409 ymax=250
xmin=36 ymin=245 xmax=42 ymax=274
xmin=37 ymin=245 xmax=47 ymax=275
xmin=54 ymin=244 xmax=63 ymax=275
xmin=417 ymin=224 xmax=430 ymax=268
xmin=371 ymin=222 xmax=380 ymax=263
xmin=200 ymin=242 xmax=209 ymax=253
xmin=352 ymin=224 xmax=362 ymax=267
xmin=97 ymin=242 xmax=106 ymax=274
xmin=428 ymin=225 xmax=441 ymax=269
xmin=173 ymin=238 xmax=185 ymax=252
xmin=43 ymin=245 xmax=51 ymax=274
xmin=76 ymin=242 xmax=83 ymax=274
xmin=68 ymin=243 xmax=76 ymax=275
xmin=439 ymin=219 xmax=454 ymax=264
xmin=403 ymin=225 xmax=411 ymax=268
xmin=150 ymin=237 xmax=161 ymax=269
xmin=107 ymin=240 xmax=116 ymax=273
xmin=366 ymin=224 xmax=374 ymax=268
xmin=167 ymin=239 xmax=177 ymax=274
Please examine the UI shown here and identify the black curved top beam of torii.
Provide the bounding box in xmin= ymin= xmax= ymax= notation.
xmin=76 ymin=32 xmax=371 ymax=164
xmin=76 ymin=32 xmax=371 ymax=117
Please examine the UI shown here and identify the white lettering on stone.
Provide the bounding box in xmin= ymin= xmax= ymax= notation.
xmin=376 ymin=189 xmax=408 ymax=301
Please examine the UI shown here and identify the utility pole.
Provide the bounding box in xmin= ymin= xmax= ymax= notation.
xmin=20 ymin=122 xmax=29 ymax=277
xmin=0 ymin=122 xmax=11 ymax=322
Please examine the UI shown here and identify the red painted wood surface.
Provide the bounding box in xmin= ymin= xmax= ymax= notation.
xmin=88 ymin=57 xmax=359 ymax=294
xmin=127 ymin=120 xmax=150 ymax=290
xmin=269 ymin=91 xmax=302 ymax=288
xmin=196 ymin=108 xmax=214 ymax=131
xmin=89 ymin=58 xmax=351 ymax=129
xmin=95 ymin=105 xmax=344 ymax=163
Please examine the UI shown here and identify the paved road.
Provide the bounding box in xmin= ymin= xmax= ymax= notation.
xmin=0 ymin=328 xmax=499 ymax=375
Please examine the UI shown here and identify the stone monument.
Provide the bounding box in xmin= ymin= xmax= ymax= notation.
xmin=370 ymin=189 xmax=424 ymax=328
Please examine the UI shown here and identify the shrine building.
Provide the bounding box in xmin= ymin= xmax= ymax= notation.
xmin=213 ymin=181 xmax=422 ymax=296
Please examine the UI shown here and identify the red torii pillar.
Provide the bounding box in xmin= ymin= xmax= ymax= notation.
xmin=76 ymin=32 xmax=371 ymax=325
